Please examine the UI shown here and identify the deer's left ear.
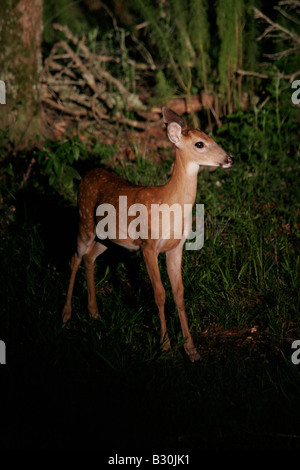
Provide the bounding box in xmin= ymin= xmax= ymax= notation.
xmin=162 ymin=106 xmax=185 ymax=128
xmin=167 ymin=122 xmax=182 ymax=145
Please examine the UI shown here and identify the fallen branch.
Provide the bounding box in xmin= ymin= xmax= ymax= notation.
xmin=43 ymin=98 xmax=88 ymax=117
xmin=237 ymin=68 xmax=300 ymax=82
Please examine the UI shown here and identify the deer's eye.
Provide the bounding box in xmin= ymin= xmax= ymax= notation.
xmin=195 ymin=141 xmax=204 ymax=149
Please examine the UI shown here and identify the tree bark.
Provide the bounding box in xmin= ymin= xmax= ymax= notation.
xmin=0 ymin=0 xmax=43 ymax=147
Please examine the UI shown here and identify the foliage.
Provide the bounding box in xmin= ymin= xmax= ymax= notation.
xmin=154 ymin=70 xmax=175 ymax=103
xmin=43 ymin=0 xmax=91 ymax=47
xmin=130 ymin=0 xmax=260 ymax=115
xmin=36 ymin=136 xmax=84 ymax=203
xmin=132 ymin=0 xmax=211 ymax=117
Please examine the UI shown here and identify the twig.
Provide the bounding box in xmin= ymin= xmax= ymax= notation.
xmin=42 ymin=98 xmax=88 ymax=116
xmin=237 ymin=69 xmax=269 ymax=79
xmin=279 ymin=0 xmax=300 ymax=10
xmin=118 ymin=117 xmax=157 ymax=129
xmin=47 ymin=79 xmax=86 ymax=86
xmin=274 ymin=5 xmax=300 ymax=25
xmin=53 ymin=23 xmax=80 ymax=45
xmin=20 ymin=157 xmax=36 ymax=188
xmin=263 ymin=45 xmax=300 ymax=60
xmin=237 ymin=68 xmax=300 ymax=82
xmin=59 ymin=40 xmax=99 ymax=94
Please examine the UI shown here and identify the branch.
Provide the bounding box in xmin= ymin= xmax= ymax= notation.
xmin=236 ymin=69 xmax=269 ymax=79
xmin=274 ymin=5 xmax=300 ymax=25
xmin=254 ymin=7 xmax=300 ymax=43
xmin=279 ymin=1 xmax=300 ymax=10
xmin=263 ymin=45 xmax=300 ymax=59
xmin=42 ymin=98 xmax=88 ymax=117
xmin=237 ymin=68 xmax=300 ymax=82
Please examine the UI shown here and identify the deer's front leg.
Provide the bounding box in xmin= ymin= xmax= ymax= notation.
xmin=142 ymin=247 xmax=170 ymax=351
xmin=166 ymin=244 xmax=200 ymax=362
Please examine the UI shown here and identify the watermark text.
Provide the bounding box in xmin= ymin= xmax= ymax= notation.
xmin=95 ymin=197 xmax=204 ymax=251
xmin=291 ymin=340 xmax=300 ymax=365
xmin=0 ymin=80 xmax=6 ymax=104
xmin=291 ymin=80 xmax=300 ymax=105
xmin=0 ymin=340 xmax=6 ymax=364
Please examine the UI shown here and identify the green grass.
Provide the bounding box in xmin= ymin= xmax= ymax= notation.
xmin=1 ymin=100 xmax=300 ymax=450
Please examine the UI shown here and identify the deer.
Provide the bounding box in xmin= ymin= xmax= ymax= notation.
xmin=62 ymin=107 xmax=233 ymax=361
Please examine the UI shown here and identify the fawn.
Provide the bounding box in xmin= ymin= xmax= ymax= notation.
xmin=62 ymin=107 xmax=233 ymax=361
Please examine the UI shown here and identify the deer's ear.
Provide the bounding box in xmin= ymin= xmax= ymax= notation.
xmin=162 ymin=106 xmax=185 ymax=129
xmin=167 ymin=121 xmax=182 ymax=145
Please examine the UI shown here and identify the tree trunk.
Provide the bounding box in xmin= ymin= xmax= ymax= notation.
xmin=0 ymin=0 xmax=43 ymax=147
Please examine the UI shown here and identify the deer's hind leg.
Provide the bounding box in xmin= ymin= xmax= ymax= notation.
xmin=62 ymin=230 xmax=94 ymax=323
xmin=82 ymin=241 xmax=107 ymax=319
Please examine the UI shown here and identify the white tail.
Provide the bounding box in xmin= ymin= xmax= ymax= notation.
xmin=62 ymin=107 xmax=233 ymax=361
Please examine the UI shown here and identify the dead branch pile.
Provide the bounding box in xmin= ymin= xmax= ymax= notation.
xmin=42 ymin=24 xmax=162 ymax=132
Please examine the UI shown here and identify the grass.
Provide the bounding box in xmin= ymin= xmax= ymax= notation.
xmin=1 ymin=98 xmax=300 ymax=450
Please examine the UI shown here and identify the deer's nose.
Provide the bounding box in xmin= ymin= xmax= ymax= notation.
xmin=221 ymin=154 xmax=234 ymax=168
xmin=226 ymin=154 xmax=234 ymax=165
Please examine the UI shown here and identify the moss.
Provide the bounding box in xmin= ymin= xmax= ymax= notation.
xmin=0 ymin=0 xmax=43 ymax=145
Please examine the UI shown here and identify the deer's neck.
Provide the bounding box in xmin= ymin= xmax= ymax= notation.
xmin=166 ymin=149 xmax=199 ymax=205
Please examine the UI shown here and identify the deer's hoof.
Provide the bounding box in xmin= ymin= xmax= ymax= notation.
xmin=89 ymin=309 xmax=101 ymax=320
xmin=62 ymin=306 xmax=72 ymax=324
xmin=185 ymin=345 xmax=200 ymax=362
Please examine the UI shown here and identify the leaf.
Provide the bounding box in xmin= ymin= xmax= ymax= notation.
xmin=62 ymin=166 xmax=81 ymax=185
xmin=53 ymin=156 xmax=62 ymax=176
xmin=72 ymin=145 xmax=80 ymax=161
